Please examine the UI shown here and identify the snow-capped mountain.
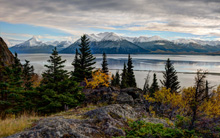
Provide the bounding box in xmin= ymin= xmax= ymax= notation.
xmin=133 ymin=36 xmax=167 ymax=43
xmin=173 ymin=39 xmax=220 ymax=46
xmin=14 ymin=36 xmax=46 ymax=47
xmin=45 ymin=40 xmax=72 ymax=48
xmin=78 ymin=32 xmax=166 ymax=43
xmin=173 ymin=39 xmax=197 ymax=44
xmin=9 ymin=36 xmax=73 ymax=53
xmin=77 ymin=32 xmax=122 ymax=42
xmin=101 ymin=32 xmax=122 ymax=41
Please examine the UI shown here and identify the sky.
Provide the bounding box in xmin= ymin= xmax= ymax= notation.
xmin=1 ymin=0 xmax=220 ymax=46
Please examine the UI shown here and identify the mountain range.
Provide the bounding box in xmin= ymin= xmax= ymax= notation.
xmin=9 ymin=36 xmax=72 ymax=53
xmin=8 ymin=32 xmax=220 ymax=54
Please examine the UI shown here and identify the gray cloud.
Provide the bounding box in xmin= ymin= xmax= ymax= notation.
xmin=0 ymin=0 xmax=220 ymax=38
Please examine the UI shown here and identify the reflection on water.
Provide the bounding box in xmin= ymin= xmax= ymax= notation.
xmin=18 ymin=54 xmax=220 ymax=88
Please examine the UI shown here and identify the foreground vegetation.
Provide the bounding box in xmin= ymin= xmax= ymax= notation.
xmin=0 ymin=113 xmax=40 ymax=137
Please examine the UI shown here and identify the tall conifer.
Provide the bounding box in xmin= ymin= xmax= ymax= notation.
xmin=160 ymin=58 xmax=180 ymax=93
xmin=22 ymin=60 xmax=34 ymax=90
xmin=127 ymin=54 xmax=136 ymax=87
xmin=74 ymin=35 xmax=96 ymax=81
xmin=101 ymin=52 xmax=108 ymax=74
xmin=149 ymin=73 xmax=159 ymax=97
xmin=120 ymin=63 xmax=128 ymax=88
xmin=38 ymin=48 xmax=84 ymax=113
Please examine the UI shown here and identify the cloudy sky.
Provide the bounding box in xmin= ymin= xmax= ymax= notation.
xmin=1 ymin=0 xmax=220 ymax=44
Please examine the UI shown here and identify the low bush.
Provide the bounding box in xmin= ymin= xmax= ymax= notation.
xmin=122 ymin=121 xmax=198 ymax=138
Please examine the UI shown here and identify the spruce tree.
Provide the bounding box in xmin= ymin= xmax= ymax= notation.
xmin=120 ymin=63 xmax=128 ymax=88
xmin=149 ymin=73 xmax=159 ymax=97
xmin=42 ymin=47 xmax=68 ymax=85
xmin=0 ymin=53 xmax=25 ymax=116
xmin=38 ymin=48 xmax=84 ymax=114
xmin=111 ymin=74 xmax=116 ymax=86
xmin=22 ymin=60 xmax=34 ymax=90
xmin=115 ymin=71 xmax=120 ymax=87
xmin=111 ymin=71 xmax=120 ymax=87
xmin=74 ymin=35 xmax=96 ymax=81
xmin=127 ymin=54 xmax=136 ymax=87
xmin=72 ymin=49 xmax=80 ymax=81
xmin=101 ymin=52 xmax=108 ymax=74
xmin=160 ymin=58 xmax=180 ymax=93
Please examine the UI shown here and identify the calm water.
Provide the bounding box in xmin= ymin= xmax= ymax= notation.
xmin=18 ymin=54 xmax=220 ymax=89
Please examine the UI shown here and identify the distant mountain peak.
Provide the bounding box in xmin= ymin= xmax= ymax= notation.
xmin=13 ymin=36 xmax=45 ymax=47
xmin=134 ymin=35 xmax=166 ymax=43
xmin=101 ymin=32 xmax=121 ymax=41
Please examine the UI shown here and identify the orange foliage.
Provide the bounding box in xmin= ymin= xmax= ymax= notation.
xmin=85 ymin=69 xmax=112 ymax=89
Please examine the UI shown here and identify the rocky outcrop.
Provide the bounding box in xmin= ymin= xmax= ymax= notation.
xmin=0 ymin=37 xmax=14 ymax=66
xmin=6 ymin=89 xmax=172 ymax=138
xmin=7 ymin=104 xmax=137 ymax=138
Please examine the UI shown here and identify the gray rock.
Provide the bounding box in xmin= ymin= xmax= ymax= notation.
xmin=7 ymin=104 xmax=138 ymax=138
xmin=6 ymin=117 xmax=89 ymax=138
xmin=116 ymin=92 xmax=134 ymax=106
xmin=84 ymin=104 xmax=137 ymax=121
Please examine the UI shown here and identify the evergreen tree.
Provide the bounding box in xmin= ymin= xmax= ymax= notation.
xmin=74 ymin=35 xmax=96 ymax=81
xmin=0 ymin=53 xmax=25 ymax=117
xmin=115 ymin=71 xmax=120 ymax=87
xmin=127 ymin=54 xmax=136 ymax=87
xmin=72 ymin=49 xmax=80 ymax=81
xmin=143 ymin=71 xmax=151 ymax=94
xmin=149 ymin=73 xmax=159 ymax=97
xmin=101 ymin=52 xmax=108 ymax=74
xmin=111 ymin=74 xmax=116 ymax=86
xmin=111 ymin=71 xmax=120 ymax=87
xmin=38 ymin=48 xmax=84 ymax=114
xmin=22 ymin=60 xmax=34 ymax=90
xmin=160 ymin=58 xmax=180 ymax=93
xmin=42 ymin=47 xmax=68 ymax=85
xmin=121 ymin=63 xmax=128 ymax=88
xmin=12 ymin=53 xmax=23 ymax=87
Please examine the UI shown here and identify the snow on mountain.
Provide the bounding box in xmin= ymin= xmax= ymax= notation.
xmin=76 ymin=32 xmax=123 ymax=42
xmin=173 ymin=39 xmax=197 ymax=44
xmin=15 ymin=36 xmax=46 ymax=47
xmin=45 ymin=41 xmax=60 ymax=46
xmin=194 ymin=40 xmax=220 ymax=46
xmin=121 ymin=36 xmax=136 ymax=42
xmin=76 ymin=32 xmax=166 ymax=43
xmin=133 ymin=35 xmax=166 ymax=43
xmin=45 ymin=40 xmax=72 ymax=48
xmin=173 ymin=39 xmax=220 ymax=46
xmin=101 ymin=32 xmax=122 ymax=41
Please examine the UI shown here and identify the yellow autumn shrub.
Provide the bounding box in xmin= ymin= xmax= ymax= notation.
xmin=85 ymin=69 xmax=112 ymax=89
xmin=145 ymin=86 xmax=220 ymax=120
xmin=200 ymin=85 xmax=220 ymax=119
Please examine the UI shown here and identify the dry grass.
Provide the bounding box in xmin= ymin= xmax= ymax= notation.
xmin=0 ymin=103 xmax=107 ymax=138
xmin=0 ymin=113 xmax=40 ymax=138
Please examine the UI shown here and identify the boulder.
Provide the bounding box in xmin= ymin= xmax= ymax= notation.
xmin=116 ymin=92 xmax=134 ymax=106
